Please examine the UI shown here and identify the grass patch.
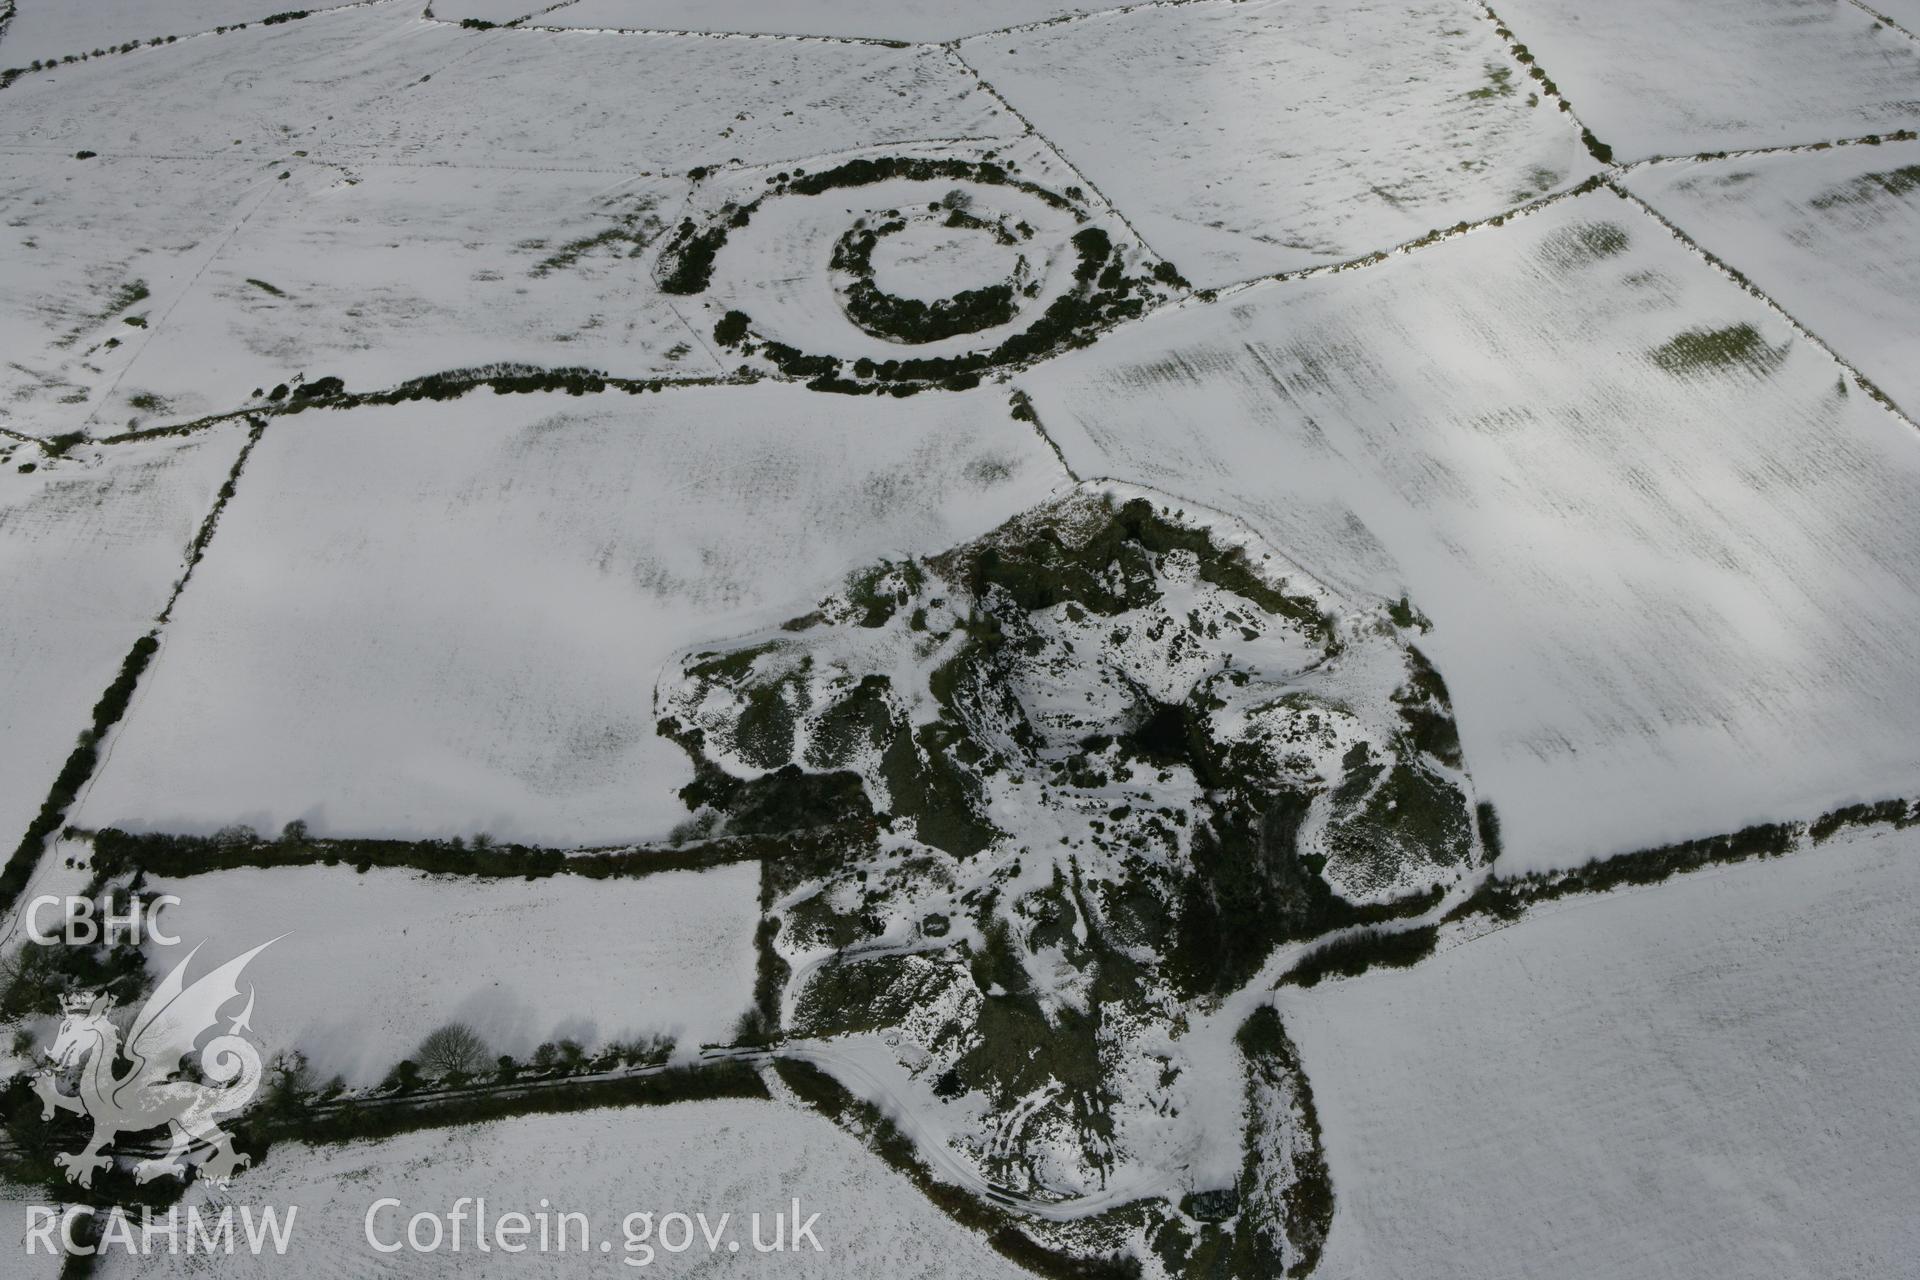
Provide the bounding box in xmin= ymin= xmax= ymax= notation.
xmin=1809 ymin=164 xmax=1920 ymax=210
xmin=1466 ymin=62 xmax=1514 ymax=100
xmin=1650 ymin=322 xmax=1788 ymax=377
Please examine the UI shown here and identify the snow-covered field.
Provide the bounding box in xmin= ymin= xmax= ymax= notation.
xmin=91 ymin=1098 xmax=1034 ymax=1278
xmin=0 ymin=3 xmax=1026 ymax=435
xmin=4 ymin=2 xmax=1920 ymax=1273
xmin=1878 ymin=0 xmax=1920 ymax=33
xmin=526 ymin=0 xmax=1107 ymax=41
xmin=0 ymin=5 xmax=1015 ymax=165
xmin=1627 ymin=142 xmax=1920 ymax=414
xmin=425 ymin=0 xmax=541 ymax=24
xmin=0 ymin=154 xmax=711 ymax=436
xmin=1283 ymin=821 xmax=1920 ymax=1280
xmin=0 ymin=0 xmax=342 ymax=67
xmin=1020 ymin=191 xmax=1920 ymax=871
xmin=139 ymin=861 xmax=759 ymax=1083
xmin=75 ymin=385 xmax=1062 ymax=845
xmin=1494 ymin=0 xmax=1920 ymax=160
xmin=0 ymin=428 xmax=246 ymax=855
xmin=962 ymin=0 xmax=1598 ymax=286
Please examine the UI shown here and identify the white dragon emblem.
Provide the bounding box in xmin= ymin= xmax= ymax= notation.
xmin=32 ymin=939 xmax=278 ymax=1188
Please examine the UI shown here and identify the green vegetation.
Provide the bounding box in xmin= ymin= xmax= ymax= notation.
xmin=1466 ymin=62 xmax=1515 ymax=100
xmin=1237 ymin=1006 xmax=1331 ymax=1277
xmin=1650 ymin=322 xmax=1789 ymax=377
xmin=1808 ymin=797 xmax=1918 ymax=842
xmin=1809 ymin=164 xmax=1920 ymax=210
xmin=664 ymin=158 xmax=1162 ymax=390
xmin=713 ymin=309 xmax=750 ymax=347
xmin=231 ymin=1061 xmax=766 ymax=1171
xmin=0 ymin=631 xmax=160 ymax=914
xmin=712 ymin=222 xmax=1148 ymax=391
xmin=1540 ymin=220 xmax=1630 ymax=269
xmin=1449 ymin=820 xmax=1798 ymax=922
xmin=830 ymin=219 xmax=1020 ymax=343
xmin=1475 ymin=799 xmax=1503 ymax=863
xmin=1279 ymin=924 xmax=1440 ymax=987
xmin=84 ymin=821 xmax=848 ymax=885
xmin=531 ymin=202 xmax=661 ymax=277
xmin=672 ymin=496 xmax=1463 ymax=1002
xmin=657 ymin=216 xmax=736 ymax=294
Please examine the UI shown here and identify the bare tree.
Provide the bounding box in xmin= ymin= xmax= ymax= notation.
xmin=416 ymin=1023 xmax=490 ymax=1077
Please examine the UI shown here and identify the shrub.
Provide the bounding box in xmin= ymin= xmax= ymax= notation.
xmin=713 ymin=309 xmax=750 ymax=347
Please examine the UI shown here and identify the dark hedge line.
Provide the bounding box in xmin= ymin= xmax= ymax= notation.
xmin=713 ymin=223 xmax=1146 ymax=393
xmin=844 ymin=278 xmax=1018 ymax=344
xmin=1447 ymin=820 xmax=1799 ymax=922
xmin=0 ymin=633 xmax=160 ymax=913
xmin=1278 ymin=925 xmax=1439 ymax=988
xmin=87 ymin=822 xmax=865 ymax=884
xmin=1809 ymin=797 xmax=1918 ymax=843
xmin=242 ymin=1061 xmax=767 ymax=1159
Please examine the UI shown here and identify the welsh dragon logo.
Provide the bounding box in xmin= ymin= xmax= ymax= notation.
xmin=33 ymin=939 xmax=277 ymax=1188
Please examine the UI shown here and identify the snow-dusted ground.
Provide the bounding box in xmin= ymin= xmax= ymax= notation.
xmin=527 ymin=0 xmax=1108 ymax=41
xmin=139 ymin=861 xmax=759 ymax=1082
xmin=1020 ymin=191 xmax=1920 ymax=871
xmin=1495 ymin=0 xmax=1920 ymax=160
xmin=0 ymin=3 xmax=1024 ymax=435
xmin=0 ymin=5 xmax=1015 ymax=165
xmin=1627 ymin=142 xmax=1920 ymax=414
xmin=75 ymin=385 xmax=1063 ymax=845
xmin=0 ymin=428 xmax=246 ymax=855
xmin=87 ymin=1098 xmax=1034 ymax=1278
xmin=1283 ymin=822 xmax=1920 ymax=1280
xmin=0 ymin=154 xmax=713 ymax=436
xmin=962 ymin=0 xmax=1598 ymax=286
xmin=0 ymin=0 xmax=341 ymax=67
